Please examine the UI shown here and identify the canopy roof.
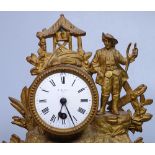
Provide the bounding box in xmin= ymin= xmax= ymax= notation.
xmin=37 ymin=14 xmax=86 ymax=38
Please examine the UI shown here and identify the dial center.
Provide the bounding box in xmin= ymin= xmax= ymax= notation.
xmin=60 ymin=97 xmax=67 ymax=105
xmin=58 ymin=112 xmax=67 ymax=119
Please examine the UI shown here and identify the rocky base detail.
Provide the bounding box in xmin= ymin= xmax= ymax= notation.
xmin=24 ymin=111 xmax=132 ymax=143
xmin=74 ymin=111 xmax=132 ymax=143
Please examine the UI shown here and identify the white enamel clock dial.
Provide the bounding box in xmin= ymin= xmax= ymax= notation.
xmin=35 ymin=72 xmax=92 ymax=129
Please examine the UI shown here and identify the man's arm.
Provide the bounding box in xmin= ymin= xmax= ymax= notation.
xmin=90 ymin=51 xmax=103 ymax=76
xmin=116 ymin=51 xmax=127 ymax=65
xmin=116 ymin=43 xmax=138 ymax=66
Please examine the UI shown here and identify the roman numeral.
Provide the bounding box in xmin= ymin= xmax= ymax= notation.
xmin=42 ymin=107 xmax=49 ymax=115
xmin=61 ymin=76 xmax=65 ymax=84
xmin=78 ymin=88 xmax=85 ymax=93
xmin=62 ymin=119 xmax=66 ymax=125
xmin=81 ymin=99 xmax=88 ymax=102
xmin=50 ymin=114 xmax=56 ymax=123
xmin=41 ymin=89 xmax=49 ymax=93
xmin=73 ymin=115 xmax=77 ymax=122
xmin=39 ymin=99 xmax=47 ymax=103
xmin=50 ymin=79 xmax=56 ymax=86
xmin=78 ymin=107 xmax=86 ymax=114
xmin=72 ymin=79 xmax=76 ymax=86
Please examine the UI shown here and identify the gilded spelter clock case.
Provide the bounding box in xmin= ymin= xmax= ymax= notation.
xmin=8 ymin=14 xmax=153 ymax=143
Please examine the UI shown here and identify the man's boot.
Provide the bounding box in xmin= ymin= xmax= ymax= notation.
xmin=111 ymin=94 xmax=119 ymax=115
xmin=98 ymin=95 xmax=109 ymax=114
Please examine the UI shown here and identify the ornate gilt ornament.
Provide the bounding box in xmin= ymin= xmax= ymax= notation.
xmin=26 ymin=14 xmax=91 ymax=76
xmin=7 ymin=14 xmax=153 ymax=143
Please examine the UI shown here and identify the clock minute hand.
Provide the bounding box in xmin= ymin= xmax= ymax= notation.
xmin=64 ymin=104 xmax=75 ymax=126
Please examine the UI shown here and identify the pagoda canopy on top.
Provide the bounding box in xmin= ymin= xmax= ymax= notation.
xmin=36 ymin=14 xmax=86 ymax=52
xmin=37 ymin=14 xmax=86 ymax=39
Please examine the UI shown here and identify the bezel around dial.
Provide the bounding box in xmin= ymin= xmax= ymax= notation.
xmin=29 ymin=64 xmax=98 ymax=136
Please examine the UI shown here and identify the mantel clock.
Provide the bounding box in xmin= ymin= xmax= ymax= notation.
xmin=8 ymin=14 xmax=153 ymax=143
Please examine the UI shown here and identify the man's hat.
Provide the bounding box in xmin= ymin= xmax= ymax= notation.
xmin=102 ymin=33 xmax=118 ymax=45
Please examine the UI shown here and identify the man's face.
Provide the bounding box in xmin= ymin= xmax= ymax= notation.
xmin=103 ymin=38 xmax=113 ymax=50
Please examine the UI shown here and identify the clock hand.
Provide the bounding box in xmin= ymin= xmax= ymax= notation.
xmin=64 ymin=104 xmax=75 ymax=126
xmin=58 ymin=104 xmax=63 ymax=120
xmin=59 ymin=97 xmax=75 ymax=126
xmin=58 ymin=97 xmax=67 ymax=120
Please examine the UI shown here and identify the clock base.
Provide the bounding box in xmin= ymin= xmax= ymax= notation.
xmin=23 ymin=111 xmax=133 ymax=143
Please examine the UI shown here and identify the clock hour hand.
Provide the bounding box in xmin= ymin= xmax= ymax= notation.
xmin=58 ymin=104 xmax=63 ymax=120
xmin=58 ymin=98 xmax=67 ymax=120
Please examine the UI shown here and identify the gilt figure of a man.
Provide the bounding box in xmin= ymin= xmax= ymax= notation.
xmin=91 ymin=33 xmax=138 ymax=114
